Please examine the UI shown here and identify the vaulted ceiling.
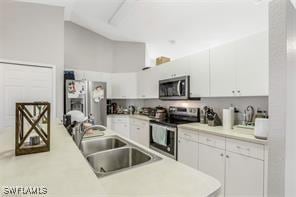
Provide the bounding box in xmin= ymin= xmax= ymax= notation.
xmin=17 ymin=0 xmax=269 ymax=60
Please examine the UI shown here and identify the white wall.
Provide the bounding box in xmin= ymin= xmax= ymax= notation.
xmin=113 ymin=41 xmax=146 ymax=73
xmin=268 ymin=0 xmax=296 ymax=196
xmin=64 ymin=21 xmax=113 ymax=73
xmin=64 ymin=21 xmax=146 ymax=73
xmin=285 ymin=1 xmax=296 ymax=196
xmin=0 ymin=0 xmax=64 ymax=119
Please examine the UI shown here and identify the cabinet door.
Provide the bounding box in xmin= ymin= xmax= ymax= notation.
xmin=225 ymin=151 xmax=264 ymax=197
xmin=199 ymin=144 xmax=225 ymax=197
xmin=137 ymin=68 xmax=159 ymax=99
xmin=157 ymin=57 xmax=189 ymax=80
xmin=210 ymin=42 xmax=236 ymax=97
xmin=130 ymin=120 xmax=149 ymax=147
xmin=111 ymin=118 xmax=130 ymax=138
xmin=235 ymin=32 xmax=269 ymax=96
xmin=178 ymin=138 xmax=198 ymax=169
xmin=111 ymin=73 xmax=137 ymax=99
xmin=188 ymin=50 xmax=210 ymax=97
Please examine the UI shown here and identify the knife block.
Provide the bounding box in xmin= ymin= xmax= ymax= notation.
xmin=15 ymin=102 xmax=51 ymax=156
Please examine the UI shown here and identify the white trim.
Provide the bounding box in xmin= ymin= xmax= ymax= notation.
xmin=0 ymin=59 xmax=57 ymax=122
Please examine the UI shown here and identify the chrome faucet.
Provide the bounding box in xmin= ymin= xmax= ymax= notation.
xmin=72 ymin=118 xmax=106 ymax=148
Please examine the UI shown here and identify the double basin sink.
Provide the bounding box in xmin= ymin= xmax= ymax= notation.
xmin=80 ymin=135 xmax=161 ymax=178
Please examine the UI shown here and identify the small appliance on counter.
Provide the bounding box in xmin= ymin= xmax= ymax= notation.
xmin=207 ymin=108 xmax=222 ymax=127
xmin=155 ymin=106 xmax=167 ymax=120
xmin=149 ymin=106 xmax=200 ymax=160
xmin=254 ymin=118 xmax=269 ymax=140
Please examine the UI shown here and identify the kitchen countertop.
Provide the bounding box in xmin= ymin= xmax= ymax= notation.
xmin=178 ymin=123 xmax=268 ymax=145
xmin=108 ymin=114 xmax=267 ymax=145
xmin=0 ymin=123 xmax=220 ymax=197
xmin=107 ymin=114 xmax=152 ymax=121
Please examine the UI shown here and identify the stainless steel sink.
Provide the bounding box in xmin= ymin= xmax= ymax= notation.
xmin=80 ymin=136 xmax=127 ymax=156
xmin=86 ymin=147 xmax=160 ymax=177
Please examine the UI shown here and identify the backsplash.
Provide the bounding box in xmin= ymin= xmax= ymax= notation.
xmin=110 ymin=96 xmax=268 ymax=124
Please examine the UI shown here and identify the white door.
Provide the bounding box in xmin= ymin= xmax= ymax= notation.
xmin=0 ymin=63 xmax=54 ymax=129
xmin=188 ymin=50 xmax=210 ymax=97
xmin=235 ymin=32 xmax=269 ymax=96
xmin=210 ymin=42 xmax=236 ymax=97
xmin=225 ymin=151 xmax=264 ymax=197
xmin=199 ymin=143 xmax=225 ymax=197
xmin=178 ymin=138 xmax=199 ymax=169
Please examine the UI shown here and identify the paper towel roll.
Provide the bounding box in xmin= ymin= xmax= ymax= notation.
xmin=229 ymin=107 xmax=235 ymax=125
xmin=255 ymin=118 xmax=269 ymax=140
xmin=223 ymin=109 xmax=233 ymax=130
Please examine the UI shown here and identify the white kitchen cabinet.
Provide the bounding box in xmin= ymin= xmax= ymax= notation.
xmin=199 ymin=143 xmax=225 ymax=197
xmin=130 ymin=118 xmax=150 ymax=147
xmin=137 ymin=68 xmax=159 ymax=99
xmin=110 ymin=116 xmax=130 ymax=138
xmin=157 ymin=57 xmax=189 ymax=80
xmin=225 ymin=151 xmax=264 ymax=197
xmin=178 ymin=129 xmax=199 ymax=169
xmin=111 ymin=73 xmax=137 ymax=99
xmin=210 ymin=41 xmax=237 ymax=97
xmin=210 ymin=32 xmax=268 ymax=97
xmin=188 ymin=50 xmax=210 ymax=97
xmin=235 ymin=32 xmax=269 ymax=96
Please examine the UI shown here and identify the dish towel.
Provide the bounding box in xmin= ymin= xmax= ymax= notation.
xmin=152 ymin=125 xmax=167 ymax=146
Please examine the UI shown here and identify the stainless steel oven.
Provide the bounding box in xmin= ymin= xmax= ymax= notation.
xmin=149 ymin=123 xmax=177 ymax=160
xmin=159 ymin=76 xmax=189 ymax=100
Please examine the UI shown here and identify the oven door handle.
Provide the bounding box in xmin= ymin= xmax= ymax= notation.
xmin=149 ymin=123 xmax=177 ymax=132
xmin=177 ymin=81 xmax=181 ymax=96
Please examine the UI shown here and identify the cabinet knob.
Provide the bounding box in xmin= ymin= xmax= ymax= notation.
xmin=232 ymin=90 xmax=235 ymax=94
xmin=237 ymin=90 xmax=241 ymax=93
xmin=220 ymin=153 xmax=224 ymax=157
xmin=226 ymin=155 xmax=229 ymax=158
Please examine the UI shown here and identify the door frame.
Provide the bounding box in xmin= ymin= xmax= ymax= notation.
xmin=0 ymin=59 xmax=57 ymax=123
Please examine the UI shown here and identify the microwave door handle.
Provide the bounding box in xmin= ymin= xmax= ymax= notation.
xmin=177 ymin=81 xmax=181 ymax=96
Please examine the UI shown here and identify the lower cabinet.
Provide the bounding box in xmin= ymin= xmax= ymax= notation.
xmin=130 ymin=118 xmax=150 ymax=147
xmin=199 ymin=144 xmax=225 ymax=197
xmin=178 ymin=129 xmax=199 ymax=169
xmin=109 ymin=116 xmax=130 ymax=138
xmin=225 ymin=151 xmax=264 ymax=197
xmin=177 ymin=128 xmax=266 ymax=197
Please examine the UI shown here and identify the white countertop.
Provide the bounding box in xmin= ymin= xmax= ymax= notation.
xmin=107 ymin=114 xmax=152 ymax=121
xmin=109 ymin=114 xmax=267 ymax=145
xmin=0 ymin=123 xmax=220 ymax=197
xmin=178 ymin=123 xmax=268 ymax=145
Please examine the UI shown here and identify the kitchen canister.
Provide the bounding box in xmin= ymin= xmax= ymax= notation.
xmin=255 ymin=118 xmax=269 ymax=140
xmin=223 ymin=109 xmax=233 ymax=130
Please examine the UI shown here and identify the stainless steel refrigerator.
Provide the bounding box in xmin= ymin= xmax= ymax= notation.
xmin=65 ymin=80 xmax=107 ymax=126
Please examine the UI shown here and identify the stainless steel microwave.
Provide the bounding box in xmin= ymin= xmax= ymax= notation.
xmin=159 ymin=76 xmax=189 ymax=100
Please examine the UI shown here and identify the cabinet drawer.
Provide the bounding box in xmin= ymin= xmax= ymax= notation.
xmin=111 ymin=117 xmax=129 ymax=123
xmin=226 ymin=138 xmax=264 ymax=160
xmin=199 ymin=132 xmax=225 ymax=149
xmin=178 ymin=129 xmax=198 ymax=142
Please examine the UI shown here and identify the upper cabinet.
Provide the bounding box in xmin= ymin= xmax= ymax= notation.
xmin=157 ymin=57 xmax=190 ymax=80
xmin=235 ymin=32 xmax=269 ymax=96
xmin=188 ymin=50 xmax=210 ymax=97
xmin=111 ymin=73 xmax=137 ymax=99
xmin=137 ymin=68 xmax=159 ymax=99
xmin=210 ymin=32 xmax=269 ymax=97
